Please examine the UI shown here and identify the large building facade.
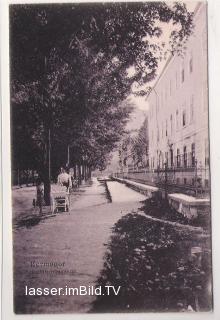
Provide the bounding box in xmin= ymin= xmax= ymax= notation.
xmin=147 ymin=2 xmax=209 ymax=191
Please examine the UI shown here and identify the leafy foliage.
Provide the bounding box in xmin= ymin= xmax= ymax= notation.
xmin=92 ymin=213 xmax=212 ymax=312
xmin=131 ymin=118 xmax=149 ymax=167
xmin=10 ymin=2 xmax=193 ymax=175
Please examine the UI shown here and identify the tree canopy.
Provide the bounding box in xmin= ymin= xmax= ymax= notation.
xmin=10 ymin=2 xmax=193 ymax=176
xmin=131 ymin=118 xmax=149 ymax=168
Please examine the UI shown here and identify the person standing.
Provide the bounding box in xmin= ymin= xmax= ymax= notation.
xmin=57 ymin=167 xmax=72 ymax=191
xmin=36 ymin=178 xmax=44 ymax=214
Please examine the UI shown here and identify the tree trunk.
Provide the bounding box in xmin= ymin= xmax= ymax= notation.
xmin=86 ymin=165 xmax=90 ymax=180
xmin=74 ymin=165 xmax=77 ymax=179
xmin=77 ymin=164 xmax=82 ymax=184
xmin=82 ymin=163 xmax=85 ymax=181
xmin=67 ymin=145 xmax=70 ymax=167
xmin=17 ymin=168 xmax=20 ymax=186
xmin=85 ymin=165 xmax=88 ymax=181
xmin=88 ymin=167 xmax=91 ymax=178
xmin=81 ymin=165 xmax=83 ymax=181
xmin=32 ymin=170 xmax=35 ymax=186
xmin=44 ymin=175 xmax=51 ymax=205
xmin=43 ymin=127 xmax=51 ymax=205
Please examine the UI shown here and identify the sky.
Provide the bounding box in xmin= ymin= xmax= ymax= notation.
xmin=128 ymin=1 xmax=198 ymax=116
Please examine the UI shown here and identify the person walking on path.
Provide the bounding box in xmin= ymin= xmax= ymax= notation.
xmin=57 ymin=167 xmax=72 ymax=192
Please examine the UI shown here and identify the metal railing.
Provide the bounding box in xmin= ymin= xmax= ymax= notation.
xmin=115 ymin=159 xmax=210 ymax=198
xmin=153 ymin=152 xmax=197 ymax=170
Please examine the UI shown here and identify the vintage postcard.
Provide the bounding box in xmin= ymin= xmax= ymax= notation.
xmin=1 ymin=0 xmax=218 ymax=318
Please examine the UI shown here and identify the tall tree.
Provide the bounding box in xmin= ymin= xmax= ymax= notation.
xmin=10 ymin=2 xmax=193 ymax=202
xmin=131 ymin=118 xmax=149 ymax=168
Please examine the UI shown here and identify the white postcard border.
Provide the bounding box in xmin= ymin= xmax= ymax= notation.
xmin=1 ymin=0 xmax=220 ymax=319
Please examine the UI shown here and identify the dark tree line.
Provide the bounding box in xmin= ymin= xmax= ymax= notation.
xmin=10 ymin=2 xmax=193 ymax=202
xmin=131 ymin=118 xmax=149 ymax=168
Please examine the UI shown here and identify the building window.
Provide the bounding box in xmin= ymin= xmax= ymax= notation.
xmin=184 ymin=178 xmax=187 ymax=185
xmin=182 ymin=110 xmax=186 ymax=127
xmin=190 ymin=95 xmax=194 ymax=123
xmin=166 ymin=120 xmax=168 ymax=136
xmin=189 ymin=52 xmax=193 ymax=73
xmin=176 ymin=71 xmax=178 ymax=89
xmin=176 ymin=110 xmax=179 ymax=130
xmin=146 ymin=159 xmax=149 ymax=168
xmin=191 ymin=143 xmax=195 ymax=167
xmin=177 ymin=149 xmax=180 ymax=167
xmin=170 ymin=148 xmax=174 ymax=167
xmin=205 ymin=179 xmax=209 ymax=188
xmin=205 ymin=139 xmax=209 ymax=166
xmin=181 ymin=62 xmax=185 ymax=83
xmin=165 ymin=152 xmax=168 ymax=165
xmin=170 ymin=114 xmax=173 ymax=134
xmin=183 ymin=146 xmax=187 ymax=167
xmin=159 ymin=152 xmax=162 ymax=168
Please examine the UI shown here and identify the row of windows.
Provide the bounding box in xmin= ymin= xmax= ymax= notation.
xmin=149 ymin=54 xmax=194 ymax=120
xmin=149 ymin=26 xmax=208 ymax=121
xmin=150 ymin=83 xmax=206 ymax=125
xmin=150 ymin=140 xmax=209 ymax=169
xmin=181 ymin=53 xmax=193 ymax=83
xmin=150 ymin=143 xmax=196 ymax=169
xmin=150 ymin=98 xmax=194 ymax=143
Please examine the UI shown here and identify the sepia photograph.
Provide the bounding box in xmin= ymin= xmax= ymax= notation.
xmin=8 ymin=0 xmax=212 ymax=315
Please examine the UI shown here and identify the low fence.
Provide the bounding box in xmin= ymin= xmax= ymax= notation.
xmin=114 ymin=165 xmax=210 ymax=198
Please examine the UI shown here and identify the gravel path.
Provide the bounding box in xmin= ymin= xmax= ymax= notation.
xmin=13 ymin=178 xmax=147 ymax=314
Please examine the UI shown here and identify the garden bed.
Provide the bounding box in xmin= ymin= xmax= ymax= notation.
xmin=91 ymin=213 xmax=212 ymax=313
